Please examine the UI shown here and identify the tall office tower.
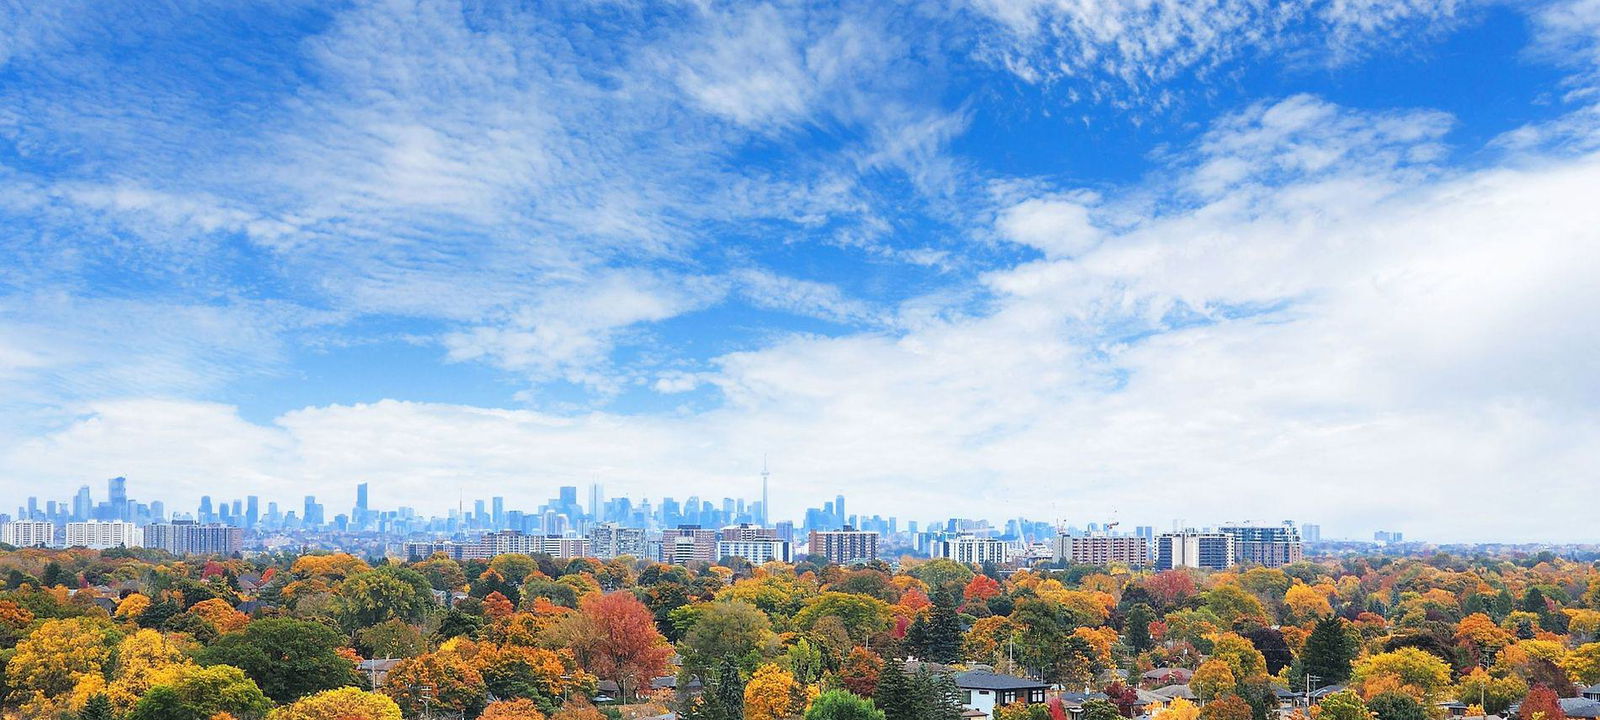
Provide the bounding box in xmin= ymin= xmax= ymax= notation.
xmin=303 ymin=495 xmax=324 ymax=528
xmin=1136 ymin=525 xmax=1155 ymax=542
xmin=230 ymin=499 xmax=242 ymax=523
xmin=492 ymin=497 xmax=505 ymax=529
xmin=355 ymin=483 xmax=369 ymax=526
xmin=1218 ymin=523 xmax=1302 ymax=568
xmin=473 ymin=499 xmax=487 ymax=527
xmin=266 ymin=502 xmax=279 ymax=526
xmin=198 ymin=496 xmax=214 ymax=524
xmin=149 ymin=501 xmax=164 ymax=522
xmin=588 ymin=484 xmax=603 ymax=519
xmin=26 ymin=497 xmax=39 ymax=520
xmin=559 ymin=486 xmax=578 ymax=512
xmin=108 ymin=476 xmax=128 ymax=520
xmin=1301 ymin=523 xmax=1322 ymax=543
xmin=835 ymin=495 xmax=846 ymax=527
xmin=73 ymin=486 xmax=92 ymax=522
xmin=1155 ymin=531 xmax=1236 ymax=571
xmin=245 ymin=496 xmax=259 ymax=530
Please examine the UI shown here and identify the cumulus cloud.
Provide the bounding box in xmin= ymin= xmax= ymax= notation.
xmin=8 ymin=95 xmax=1600 ymax=541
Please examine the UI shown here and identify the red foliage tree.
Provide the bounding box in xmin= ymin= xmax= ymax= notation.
xmin=839 ymin=647 xmax=883 ymax=697
xmin=576 ymin=591 xmax=673 ymax=699
xmin=964 ymin=575 xmax=1002 ymax=604
xmin=1521 ymin=685 xmax=1567 ymax=720
xmin=1144 ymin=571 xmax=1198 ymax=608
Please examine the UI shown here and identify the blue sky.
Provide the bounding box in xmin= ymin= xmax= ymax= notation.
xmin=3 ymin=0 xmax=1600 ymax=541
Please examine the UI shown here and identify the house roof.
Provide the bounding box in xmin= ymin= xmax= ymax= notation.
xmin=1142 ymin=668 xmax=1194 ymax=682
xmin=954 ymin=670 xmax=1049 ymax=691
xmin=1152 ymin=685 xmax=1195 ymax=700
xmin=1309 ymin=685 xmax=1346 ymax=699
xmin=1559 ymin=698 xmax=1600 ymax=719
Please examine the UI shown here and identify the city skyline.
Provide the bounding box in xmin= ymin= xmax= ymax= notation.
xmin=4 ymin=3 xmax=1600 ymax=543
xmin=7 ymin=474 xmax=1393 ymax=545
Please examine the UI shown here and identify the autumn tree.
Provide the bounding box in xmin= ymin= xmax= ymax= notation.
xmin=566 ymin=591 xmax=673 ymax=699
xmin=1519 ymin=685 xmax=1566 ymax=720
xmin=1152 ymin=698 xmax=1201 ymax=720
xmin=334 ymin=565 xmax=434 ymax=631
xmin=681 ymin=600 xmax=777 ymax=678
xmin=482 ymin=698 xmax=550 ymax=720
xmin=745 ymin=663 xmax=802 ymax=720
xmin=197 ymin=617 xmax=361 ymax=704
xmin=1351 ymin=648 xmax=1453 ymax=706
xmin=840 ymin=647 xmax=884 ymax=697
xmin=190 ymin=598 xmax=250 ymax=634
xmin=126 ymin=664 xmax=273 ymax=720
xmin=267 ymin=687 xmax=404 ymax=720
xmin=1455 ymin=667 xmax=1526 ymax=715
xmin=1192 ymin=659 xmax=1238 ymax=702
xmin=1198 ymin=695 xmax=1251 ymax=720
xmin=382 ymin=647 xmax=488 ymax=717
xmin=1315 ymin=690 xmax=1371 ymax=720
xmin=5 ymin=616 xmax=120 ymax=716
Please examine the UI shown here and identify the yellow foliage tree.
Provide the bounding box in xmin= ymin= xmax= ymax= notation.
xmin=1284 ymin=584 xmax=1334 ymax=621
xmin=114 ymin=593 xmax=151 ymax=621
xmin=5 ymin=616 xmax=120 ymax=717
xmin=268 ymin=686 xmax=404 ymax=720
xmin=1351 ymin=647 xmax=1453 ymax=705
xmin=1153 ymin=697 xmax=1202 ymax=720
xmin=744 ymin=662 xmax=801 ymax=720
xmin=105 ymin=628 xmax=195 ymax=711
xmin=1192 ymin=659 xmax=1237 ymax=702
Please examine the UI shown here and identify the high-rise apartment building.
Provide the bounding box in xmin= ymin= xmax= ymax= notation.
xmin=108 ymin=476 xmax=128 ymax=521
xmin=1155 ymin=531 xmax=1235 ymax=571
xmin=66 ymin=521 xmax=143 ymax=549
xmin=1301 ymin=523 xmax=1322 ymax=543
xmin=807 ymin=526 xmax=878 ymax=564
xmin=588 ymin=523 xmax=648 ymax=559
xmin=1 ymin=521 xmax=56 ymax=547
xmin=143 ymin=521 xmax=242 ymax=556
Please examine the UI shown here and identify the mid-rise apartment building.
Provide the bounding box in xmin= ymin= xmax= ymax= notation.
xmin=807 ymin=526 xmax=879 ymax=564
xmin=660 ymin=525 xmax=719 ymax=564
xmin=1219 ymin=523 xmax=1302 ymax=568
xmin=717 ymin=538 xmax=793 ymax=564
xmin=935 ymin=535 xmax=1008 ymax=564
xmin=1053 ymin=534 xmax=1150 ymax=566
xmin=1155 ymin=531 xmax=1235 ymax=571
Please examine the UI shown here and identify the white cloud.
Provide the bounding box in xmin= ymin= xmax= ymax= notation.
xmin=12 ymin=96 xmax=1598 ymax=542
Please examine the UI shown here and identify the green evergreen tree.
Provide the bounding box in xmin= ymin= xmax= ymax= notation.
xmin=1124 ymin=604 xmax=1155 ymax=652
xmin=1301 ymin=616 xmax=1359 ymax=685
xmin=78 ymin=694 xmax=114 ymax=720
xmin=920 ymin=591 xmax=964 ymax=663
xmin=873 ymin=658 xmax=915 ymax=720
xmin=685 ymin=661 xmax=745 ymax=720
